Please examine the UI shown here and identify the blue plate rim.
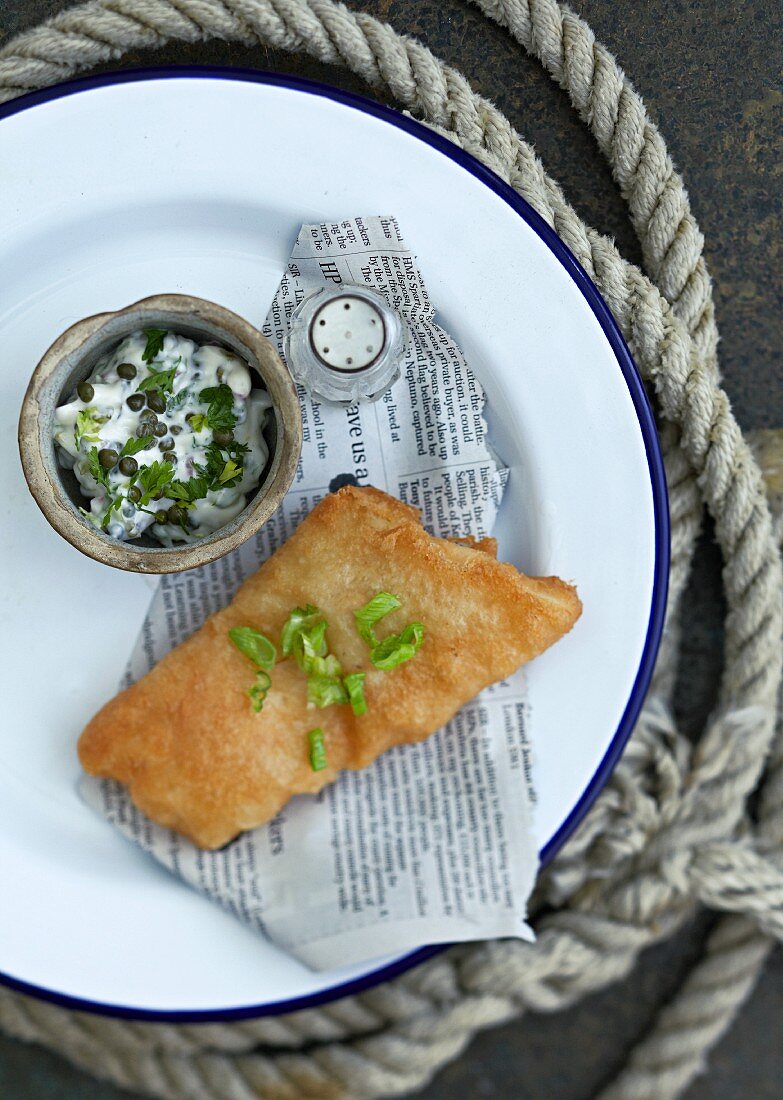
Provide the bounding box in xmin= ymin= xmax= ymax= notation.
xmin=0 ymin=64 xmax=670 ymax=1022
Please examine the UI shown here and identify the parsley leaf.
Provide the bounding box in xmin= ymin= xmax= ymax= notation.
xmin=87 ymin=446 xmax=111 ymax=489
xmin=138 ymin=365 xmax=178 ymax=394
xmin=119 ymin=434 xmax=154 ymax=458
xmin=194 ymin=442 xmax=245 ymax=491
xmin=218 ymin=457 xmax=242 ymax=485
xmin=193 ymin=444 xmax=224 ymax=487
xmin=188 ymin=413 xmax=209 ymax=432
xmin=187 ymin=475 xmax=211 ymax=500
xmin=100 ymin=494 xmax=123 ymax=530
xmin=167 ymin=477 xmax=207 ymax=507
xmin=74 ymin=407 xmax=105 ymax=447
xmin=198 ymin=385 xmax=229 ymax=405
xmin=136 ymin=460 xmax=174 ymax=505
xmin=199 ymin=383 xmax=237 ymax=433
xmin=142 ymin=328 xmax=167 ymax=363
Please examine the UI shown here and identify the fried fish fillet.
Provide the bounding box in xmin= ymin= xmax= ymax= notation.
xmin=79 ymin=486 xmax=581 ymax=848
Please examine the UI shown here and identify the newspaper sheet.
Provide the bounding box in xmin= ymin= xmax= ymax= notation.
xmin=81 ymin=216 xmax=538 ymax=970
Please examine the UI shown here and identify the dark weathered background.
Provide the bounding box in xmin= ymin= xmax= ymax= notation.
xmin=1 ymin=1 xmax=781 ymax=1096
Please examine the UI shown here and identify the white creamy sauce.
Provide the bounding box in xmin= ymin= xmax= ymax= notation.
xmin=53 ymin=331 xmax=273 ymax=544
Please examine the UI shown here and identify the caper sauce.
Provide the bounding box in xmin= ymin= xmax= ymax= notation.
xmin=53 ymin=330 xmax=273 ymax=545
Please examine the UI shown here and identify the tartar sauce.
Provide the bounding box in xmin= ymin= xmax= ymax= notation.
xmin=53 ymin=329 xmax=272 ymax=544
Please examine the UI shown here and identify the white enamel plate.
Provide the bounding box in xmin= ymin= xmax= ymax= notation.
xmin=0 ymin=70 xmax=667 ymax=1019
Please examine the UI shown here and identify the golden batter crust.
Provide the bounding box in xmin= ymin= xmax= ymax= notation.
xmin=79 ymin=486 xmax=581 ymax=848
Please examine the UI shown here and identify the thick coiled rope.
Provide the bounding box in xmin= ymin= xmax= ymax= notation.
xmin=1 ymin=2 xmax=781 ymax=1097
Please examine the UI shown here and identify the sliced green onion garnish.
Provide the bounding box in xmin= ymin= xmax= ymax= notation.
xmin=229 ymin=626 xmax=276 ymax=713
xmin=353 ymin=591 xmax=402 ymax=647
xmin=307 ymin=653 xmax=342 ymax=679
xmin=308 ymin=728 xmax=328 ymax=772
xmin=343 ymin=672 xmax=367 ymax=716
xmin=247 ymin=670 xmax=272 ymax=713
xmin=299 ymin=619 xmax=328 ymax=665
xmin=282 ymin=606 xmax=356 ymax=711
xmin=308 ymin=675 xmax=349 ymax=709
xmin=371 ymin=622 xmax=425 ymax=670
xmin=281 ymin=605 xmax=321 ymax=658
xmin=228 ymin=626 xmax=277 ymax=671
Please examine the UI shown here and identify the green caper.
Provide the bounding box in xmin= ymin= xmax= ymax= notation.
xmin=136 ymin=420 xmax=155 ymax=438
xmin=127 ymin=393 xmax=145 ymax=412
xmin=169 ymin=424 xmax=182 ymax=436
xmin=77 ymin=381 xmax=95 ymax=402
xmin=117 ymin=362 xmax=137 ymax=380
xmin=127 ymin=485 xmax=142 ymax=503
xmin=162 ymin=451 xmax=177 ymax=465
xmin=147 ymin=390 xmax=167 ymax=414
xmin=167 ymin=505 xmax=186 ymax=526
xmin=155 ymin=508 xmax=169 ymax=524
xmin=213 ymin=429 xmax=234 ymax=447
xmin=158 ymin=436 xmax=174 ymax=451
xmin=98 ymin=448 xmax=119 ymax=470
xmin=153 ymin=421 xmax=168 ymax=438
xmin=118 ymin=456 xmax=138 ymax=476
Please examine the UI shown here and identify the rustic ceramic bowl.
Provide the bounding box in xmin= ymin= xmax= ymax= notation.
xmin=18 ymin=294 xmax=303 ymax=573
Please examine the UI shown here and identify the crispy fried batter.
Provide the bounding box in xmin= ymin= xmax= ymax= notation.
xmin=79 ymin=486 xmax=581 ymax=848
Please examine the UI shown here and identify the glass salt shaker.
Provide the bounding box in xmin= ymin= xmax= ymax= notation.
xmin=284 ymin=285 xmax=408 ymax=405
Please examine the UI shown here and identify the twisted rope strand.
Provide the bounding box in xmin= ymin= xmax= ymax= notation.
xmin=0 ymin=2 xmax=780 ymax=1098
xmin=470 ymin=0 xmax=718 ymax=375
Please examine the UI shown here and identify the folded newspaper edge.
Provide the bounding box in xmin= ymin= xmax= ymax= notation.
xmin=80 ymin=215 xmax=539 ymax=970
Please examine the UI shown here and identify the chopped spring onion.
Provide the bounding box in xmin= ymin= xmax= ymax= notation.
xmin=281 ymin=605 xmax=323 ymax=662
xmin=353 ymin=591 xmax=402 ymax=647
xmin=282 ymin=606 xmax=352 ymax=711
xmin=371 ymin=622 xmax=424 ymax=670
xmin=299 ymin=619 xmax=328 ymax=665
xmin=308 ymin=728 xmax=328 ymax=772
xmin=307 ymin=653 xmax=342 ymax=679
xmin=343 ymin=671 xmax=367 ymax=716
xmin=228 ymin=626 xmax=277 ymax=671
xmin=229 ymin=626 xmax=277 ymax=713
xmin=354 ymin=592 xmax=425 ymax=672
xmin=247 ymin=670 xmax=272 ymax=713
xmin=308 ymin=675 xmax=349 ymax=709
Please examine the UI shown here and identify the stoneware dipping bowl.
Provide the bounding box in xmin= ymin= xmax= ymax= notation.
xmin=18 ymin=293 xmax=303 ymax=573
